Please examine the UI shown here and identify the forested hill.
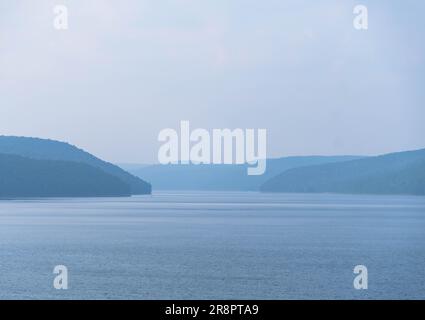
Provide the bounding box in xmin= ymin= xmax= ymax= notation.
xmin=0 ymin=153 xmax=131 ymax=198
xmin=260 ymin=148 xmax=425 ymax=196
xmin=0 ymin=136 xmax=151 ymax=195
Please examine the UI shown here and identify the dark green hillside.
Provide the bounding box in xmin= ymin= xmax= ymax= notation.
xmin=0 ymin=154 xmax=131 ymax=198
xmin=0 ymin=136 xmax=151 ymax=194
xmin=260 ymin=149 xmax=425 ymax=195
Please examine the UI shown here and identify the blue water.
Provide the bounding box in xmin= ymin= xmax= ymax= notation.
xmin=0 ymin=191 xmax=425 ymax=299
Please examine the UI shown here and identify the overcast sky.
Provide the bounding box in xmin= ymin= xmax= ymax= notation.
xmin=1 ymin=0 xmax=424 ymax=163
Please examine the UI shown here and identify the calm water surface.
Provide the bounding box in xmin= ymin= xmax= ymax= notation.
xmin=0 ymin=191 xmax=425 ymax=299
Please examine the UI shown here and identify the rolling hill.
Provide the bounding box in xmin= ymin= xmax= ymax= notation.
xmin=0 ymin=136 xmax=151 ymax=195
xmin=0 ymin=153 xmax=131 ymax=198
xmin=260 ymin=148 xmax=425 ymax=195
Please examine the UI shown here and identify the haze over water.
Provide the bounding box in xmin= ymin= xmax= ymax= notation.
xmin=1 ymin=191 xmax=425 ymax=299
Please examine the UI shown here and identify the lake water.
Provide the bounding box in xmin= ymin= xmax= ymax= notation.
xmin=0 ymin=191 xmax=425 ymax=300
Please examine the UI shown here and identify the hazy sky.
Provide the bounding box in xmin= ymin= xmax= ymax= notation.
xmin=1 ymin=0 xmax=424 ymax=163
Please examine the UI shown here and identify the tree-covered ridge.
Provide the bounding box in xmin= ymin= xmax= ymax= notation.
xmin=0 ymin=153 xmax=131 ymax=198
xmin=0 ymin=136 xmax=151 ymax=195
xmin=260 ymin=149 xmax=425 ymax=195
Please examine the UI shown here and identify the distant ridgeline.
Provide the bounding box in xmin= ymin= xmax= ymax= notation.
xmin=122 ymin=148 xmax=425 ymax=196
xmin=4 ymin=135 xmax=422 ymax=198
xmin=121 ymin=155 xmax=364 ymax=191
xmin=0 ymin=136 xmax=151 ymax=198
xmin=260 ymin=149 xmax=425 ymax=196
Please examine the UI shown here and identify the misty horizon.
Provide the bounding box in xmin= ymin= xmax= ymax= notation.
xmin=2 ymin=134 xmax=425 ymax=167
